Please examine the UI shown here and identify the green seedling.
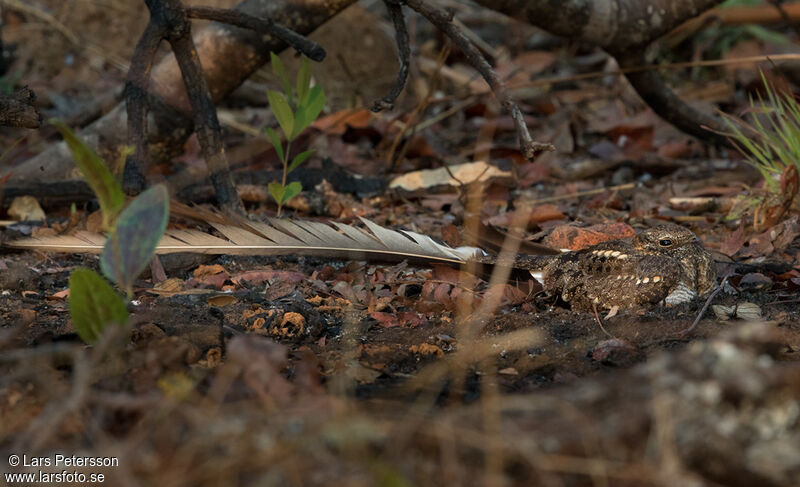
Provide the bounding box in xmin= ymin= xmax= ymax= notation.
xmin=266 ymin=53 xmax=326 ymax=216
xmin=52 ymin=121 xmax=125 ymax=231
xmin=55 ymin=122 xmax=170 ymax=343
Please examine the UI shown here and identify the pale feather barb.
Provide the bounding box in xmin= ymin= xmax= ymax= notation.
xmin=7 ymin=217 xmax=484 ymax=266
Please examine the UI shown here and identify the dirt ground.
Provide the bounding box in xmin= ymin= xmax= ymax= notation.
xmin=1 ymin=1 xmax=800 ymax=486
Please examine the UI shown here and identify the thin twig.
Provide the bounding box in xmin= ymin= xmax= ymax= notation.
xmin=592 ymin=302 xmax=616 ymax=339
xmin=679 ymin=269 xmax=733 ymax=338
xmin=403 ymin=0 xmax=554 ymax=160
xmin=384 ymin=44 xmax=448 ymax=170
xmin=372 ymin=0 xmax=411 ymax=111
xmin=185 ymin=6 xmax=326 ymax=61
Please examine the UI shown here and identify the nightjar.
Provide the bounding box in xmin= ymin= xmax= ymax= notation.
xmin=508 ymin=224 xmax=717 ymax=312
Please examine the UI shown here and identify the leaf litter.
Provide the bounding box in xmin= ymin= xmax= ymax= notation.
xmin=1 ymin=3 xmax=800 ymax=486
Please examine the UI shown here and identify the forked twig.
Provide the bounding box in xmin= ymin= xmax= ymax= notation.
xmin=394 ymin=0 xmax=554 ymax=160
xmin=679 ymin=269 xmax=733 ymax=338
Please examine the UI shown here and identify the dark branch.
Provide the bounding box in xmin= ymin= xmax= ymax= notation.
xmin=372 ymin=0 xmax=410 ymax=112
xmin=124 ymin=21 xmax=167 ymax=195
xmin=122 ymin=0 xmax=244 ymax=212
xmin=616 ymin=51 xmax=731 ymax=147
xmin=185 ymin=6 xmax=326 ymax=62
xmin=403 ymin=0 xmax=554 ymax=159
xmin=168 ymin=18 xmax=244 ymax=213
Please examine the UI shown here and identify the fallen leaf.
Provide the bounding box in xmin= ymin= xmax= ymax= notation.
xmin=712 ymin=302 xmax=762 ymax=321
xmin=739 ymin=273 xmax=773 ymax=291
xmin=370 ymin=311 xmax=399 ymax=328
xmin=397 ymin=311 xmax=425 ymax=327
xmin=8 ymin=196 xmax=46 ymax=221
xmin=48 ymin=289 xmax=70 ymax=300
xmin=544 ymin=223 xmax=635 ymax=250
xmin=720 ymin=224 xmax=747 ymax=257
xmin=388 ymin=161 xmax=512 ymax=191
xmin=312 ymin=108 xmax=373 ymax=135
xmin=194 ymin=264 xmax=226 ymax=278
xmin=147 ymin=278 xmax=185 ymax=296
xmin=207 ymin=294 xmax=238 ymax=307
xmin=231 ymin=270 xmax=306 ymax=286
xmin=264 ymin=281 xmax=299 ymax=300
xmin=408 ymin=343 xmax=444 ymax=357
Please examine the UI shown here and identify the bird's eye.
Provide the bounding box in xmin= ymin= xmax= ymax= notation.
xmin=659 ymin=239 xmax=673 ymax=247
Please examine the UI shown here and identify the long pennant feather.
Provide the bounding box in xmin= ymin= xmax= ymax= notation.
xmin=7 ymin=217 xmax=484 ymax=266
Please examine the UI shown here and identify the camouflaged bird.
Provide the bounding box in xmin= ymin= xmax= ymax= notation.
xmin=507 ymin=224 xmax=717 ymax=313
xmin=8 ymin=210 xmax=716 ymax=313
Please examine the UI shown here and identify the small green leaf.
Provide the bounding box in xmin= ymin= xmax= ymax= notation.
xmin=270 ymin=52 xmax=293 ymax=101
xmin=291 ymin=105 xmax=308 ymax=140
xmin=296 ymin=56 xmax=311 ymax=105
xmin=288 ymin=150 xmax=314 ymax=173
xmin=101 ymin=184 xmax=169 ymax=296
xmin=52 ymin=120 xmax=125 ymax=230
xmin=304 ymin=86 xmax=326 ymax=125
xmin=291 ymin=86 xmax=325 ymax=139
xmin=267 ymin=90 xmax=294 ymax=140
xmin=268 ymin=182 xmax=286 ymax=206
xmin=265 ymin=127 xmax=285 ymax=162
xmin=69 ymin=268 xmax=129 ymax=344
xmin=281 ymin=181 xmax=302 ymax=204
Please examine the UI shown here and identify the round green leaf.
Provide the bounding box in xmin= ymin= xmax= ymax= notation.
xmin=69 ymin=268 xmax=129 ymax=344
xmin=101 ymin=184 xmax=169 ymax=294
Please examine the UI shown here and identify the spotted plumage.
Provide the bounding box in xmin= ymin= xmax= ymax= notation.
xmin=507 ymin=224 xmax=716 ymax=312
